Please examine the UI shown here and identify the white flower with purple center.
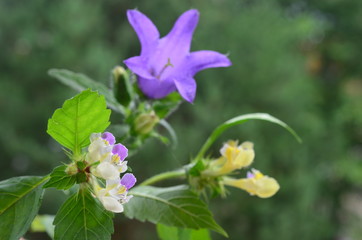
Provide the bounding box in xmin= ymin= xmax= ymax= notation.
xmin=96 ymin=173 xmax=137 ymax=213
xmin=124 ymin=9 xmax=232 ymax=102
xmin=87 ymin=132 xmax=129 ymax=180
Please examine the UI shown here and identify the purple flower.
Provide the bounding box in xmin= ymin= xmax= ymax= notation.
xmin=124 ymin=9 xmax=232 ymax=102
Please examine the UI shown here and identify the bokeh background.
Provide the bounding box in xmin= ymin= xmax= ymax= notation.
xmin=1 ymin=0 xmax=362 ymax=239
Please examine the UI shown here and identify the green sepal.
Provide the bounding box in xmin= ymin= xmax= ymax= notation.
xmin=188 ymin=160 xmax=206 ymax=177
xmin=152 ymin=92 xmax=182 ymax=119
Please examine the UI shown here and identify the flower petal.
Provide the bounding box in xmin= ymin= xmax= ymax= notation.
xmin=187 ymin=50 xmax=232 ymax=76
xmin=112 ymin=144 xmax=128 ymax=161
xmin=127 ymin=9 xmax=159 ymax=55
xmin=101 ymin=196 xmax=124 ymax=213
xmin=160 ymin=9 xmax=199 ymax=62
xmin=124 ymin=56 xmax=154 ymax=79
xmin=97 ymin=162 xmax=119 ymax=180
xmin=120 ymin=173 xmax=137 ymax=190
xmin=102 ymin=132 xmax=115 ymax=145
xmin=174 ymin=77 xmax=196 ymax=103
xmin=137 ymin=76 xmax=176 ymax=99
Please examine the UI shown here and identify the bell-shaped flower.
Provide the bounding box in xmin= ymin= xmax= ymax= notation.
xmin=223 ymin=169 xmax=280 ymax=198
xmin=95 ymin=173 xmax=137 ymax=213
xmin=203 ymin=141 xmax=255 ymax=176
xmin=124 ymin=9 xmax=232 ymax=102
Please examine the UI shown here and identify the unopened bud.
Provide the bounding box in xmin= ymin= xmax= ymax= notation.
xmin=65 ymin=163 xmax=78 ymax=175
xmin=134 ymin=111 xmax=160 ymax=135
xmin=112 ymin=66 xmax=127 ymax=80
xmin=112 ymin=66 xmax=133 ymax=106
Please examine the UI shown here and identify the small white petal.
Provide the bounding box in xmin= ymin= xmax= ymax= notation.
xmin=90 ymin=133 xmax=101 ymax=142
xmin=101 ymin=196 xmax=124 ymax=213
xmin=117 ymin=161 xmax=128 ymax=173
xmin=97 ymin=162 xmax=120 ymax=180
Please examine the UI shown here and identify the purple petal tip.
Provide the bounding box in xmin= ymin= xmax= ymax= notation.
xmin=121 ymin=173 xmax=137 ymax=190
xmin=112 ymin=144 xmax=128 ymax=161
xmin=102 ymin=132 xmax=115 ymax=145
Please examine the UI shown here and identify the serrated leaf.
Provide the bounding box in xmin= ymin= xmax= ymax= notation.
xmin=0 ymin=176 xmax=48 ymax=240
xmin=157 ymin=224 xmax=211 ymax=240
xmin=53 ymin=189 xmax=114 ymax=240
xmin=49 ymin=69 xmax=125 ymax=114
xmin=124 ymin=185 xmax=227 ymax=237
xmin=43 ymin=165 xmax=77 ymax=190
xmin=47 ymin=89 xmax=111 ymax=154
xmin=195 ymin=113 xmax=302 ymax=160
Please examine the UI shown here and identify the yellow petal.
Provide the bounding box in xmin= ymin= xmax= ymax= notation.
xmin=223 ymin=172 xmax=280 ymax=198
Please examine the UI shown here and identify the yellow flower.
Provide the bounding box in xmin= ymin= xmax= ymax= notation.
xmin=223 ymin=169 xmax=280 ymax=198
xmin=203 ymin=140 xmax=255 ymax=176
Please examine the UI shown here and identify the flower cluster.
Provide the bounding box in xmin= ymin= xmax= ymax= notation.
xmin=202 ymin=140 xmax=279 ymax=198
xmin=87 ymin=132 xmax=128 ymax=180
xmin=86 ymin=132 xmax=137 ymax=212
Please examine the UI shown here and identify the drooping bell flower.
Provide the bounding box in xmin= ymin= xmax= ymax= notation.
xmin=124 ymin=9 xmax=232 ymax=102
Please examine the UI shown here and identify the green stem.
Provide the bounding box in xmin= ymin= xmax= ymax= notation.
xmin=140 ymin=169 xmax=186 ymax=186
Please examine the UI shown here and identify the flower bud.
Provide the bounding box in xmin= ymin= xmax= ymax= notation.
xmin=134 ymin=111 xmax=159 ymax=135
xmin=65 ymin=163 xmax=78 ymax=175
xmin=112 ymin=66 xmax=133 ymax=106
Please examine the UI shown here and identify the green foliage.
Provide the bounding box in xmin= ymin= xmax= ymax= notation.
xmin=47 ymin=89 xmax=111 ymax=155
xmin=195 ymin=113 xmax=301 ymax=161
xmin=43 ymin=165 xmax=77 ymax=190
xmin=49 ymin=69 xmax=125 ymax=114
xmin=157 ymin=223 xmax=211 ymax=240
xmin=0 ymin=176 xmax=47 ymax=240
xmin=124 ymin=185 xmax=227 ymax=237
xmin=53 ymin=188 xmax=114 ymax=240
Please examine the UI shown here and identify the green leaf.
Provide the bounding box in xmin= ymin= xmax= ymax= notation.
xmin=53 ymin=189 xmax=114 ymax=240
xmin=47 ymin=89 xmax=111 ymax=154
xmin=124 ymin=185 xmax=227 ymax=237
xmin=49 ymin=69 xmax=125 ymax=114
xmin=157 ymin=224 xmax=211 ymax=240
xmin=43 ymin=165 xmax=77 ymax=190
xmin=195 ymin=113 xmax=302 ymax=160
xmin=0 ymin=176 xmax=48 ymax=240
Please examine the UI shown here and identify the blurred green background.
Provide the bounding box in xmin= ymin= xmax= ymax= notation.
xmin=1 ymin=0 xmax=362 ymax=239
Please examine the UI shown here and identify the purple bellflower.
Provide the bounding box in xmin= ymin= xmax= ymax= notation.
xmin=124 ymin=9 xmax=232 ymax=102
